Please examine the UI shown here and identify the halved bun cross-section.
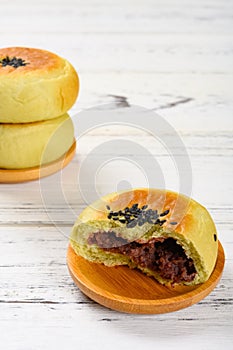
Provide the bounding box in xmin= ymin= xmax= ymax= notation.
xmin=70 ymin=188 xmax=218 ymax=286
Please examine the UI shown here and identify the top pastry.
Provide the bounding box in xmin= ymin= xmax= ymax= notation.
xmin=0 ymin=47 xmax=79 ymax=123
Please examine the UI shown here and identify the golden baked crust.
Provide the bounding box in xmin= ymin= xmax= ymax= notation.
xmin=0 ymin=113 xmax=74 ymax=169
xmin=70 ymin=188 xmax=218 ymax=285
xmin=0 ymin=47 xmax=79 ymax=123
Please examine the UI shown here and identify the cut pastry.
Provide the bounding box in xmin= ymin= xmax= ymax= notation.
xmin=70 ymin=188 xmax=218 ymax=286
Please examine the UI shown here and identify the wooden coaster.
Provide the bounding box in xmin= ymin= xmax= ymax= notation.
xmin=0 ymin=141 xmax=76 ymax=183
xmin=67 ymin=241 xmax=225 ymax=314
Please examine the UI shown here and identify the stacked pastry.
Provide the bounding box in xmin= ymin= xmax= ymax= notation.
xmin=0 ymin=47 xmax=79 ymax=170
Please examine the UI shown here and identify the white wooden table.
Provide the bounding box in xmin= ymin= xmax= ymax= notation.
xmin=0 ymin=1 xmax=233 ymax=349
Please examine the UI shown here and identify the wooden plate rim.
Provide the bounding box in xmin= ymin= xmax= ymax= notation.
xmin=67 ymin=241 xmax=225 ymax=311
xmin=0 ymin=140 xmax=76 ymax=183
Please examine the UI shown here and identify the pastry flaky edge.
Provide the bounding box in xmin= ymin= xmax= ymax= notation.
xmin=70 ymin=188 xmax=218 ymax=286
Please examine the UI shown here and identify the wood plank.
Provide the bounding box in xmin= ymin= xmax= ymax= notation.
xmin=71 ymin=74 xmax=233 ymax=127
xmin=0 ymin=0 xmax=232 ymax=347
xmin=1 ymin=34 xmax=233 ymax=72
xmin=0 ymin=302 xmax=232 ymax=350
xmin=0 ymin=226 xmax=232 ymax=349
xmin=0 ymin=152 xmax=232 ymax=213
xmin=0 ymin=0 xmax=232 ymax=35
xmin=0 ymin=226 xmax=232 ymax=303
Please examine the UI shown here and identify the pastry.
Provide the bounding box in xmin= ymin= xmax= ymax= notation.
xmin=0 ymin=113 xmax=74 ymax=169
xmin=70 ymin=188 xmax=218 ymax=285
xmin=0 ymin=47 xmax=79 ymax=123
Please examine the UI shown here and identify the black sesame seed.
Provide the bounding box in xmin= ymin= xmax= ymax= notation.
xmin=152 ymin=213 xmax=159 ymax=220
xmin=214 ymin=234 xmax=217 ymax=242
xmin=170 ymin=221 xmax=177 ymax=225
xmin=0 ymin=55 xmax=29 ymax=68
xmin=127 ymin=220 xmax=137 ymax=228
xmin=159 ymin=219 xmax=166 ymax=226
xmin=147 ymin=209 xmax=153 ymax=215
xmin=138 ymin=219 xmax=145 ymax=226
xmin=129 ymin=210 xmax=136 ymax=215
xmin=160 ymin=209 xmax=170 ymax=217
xmin=106 ymin=203 xmax=171 ymax=228
xmin=125 ymin=214 xmax=131 ymax=219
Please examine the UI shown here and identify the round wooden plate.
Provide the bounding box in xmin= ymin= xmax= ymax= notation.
xmin=0 ymin=141 xmax=76 ymax=183
xmin=67 ymin=241 xmax=225 ymax=314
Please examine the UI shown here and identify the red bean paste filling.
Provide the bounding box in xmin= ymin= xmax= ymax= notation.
xmin=88 ymin=231 xmax=197 ymax=283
